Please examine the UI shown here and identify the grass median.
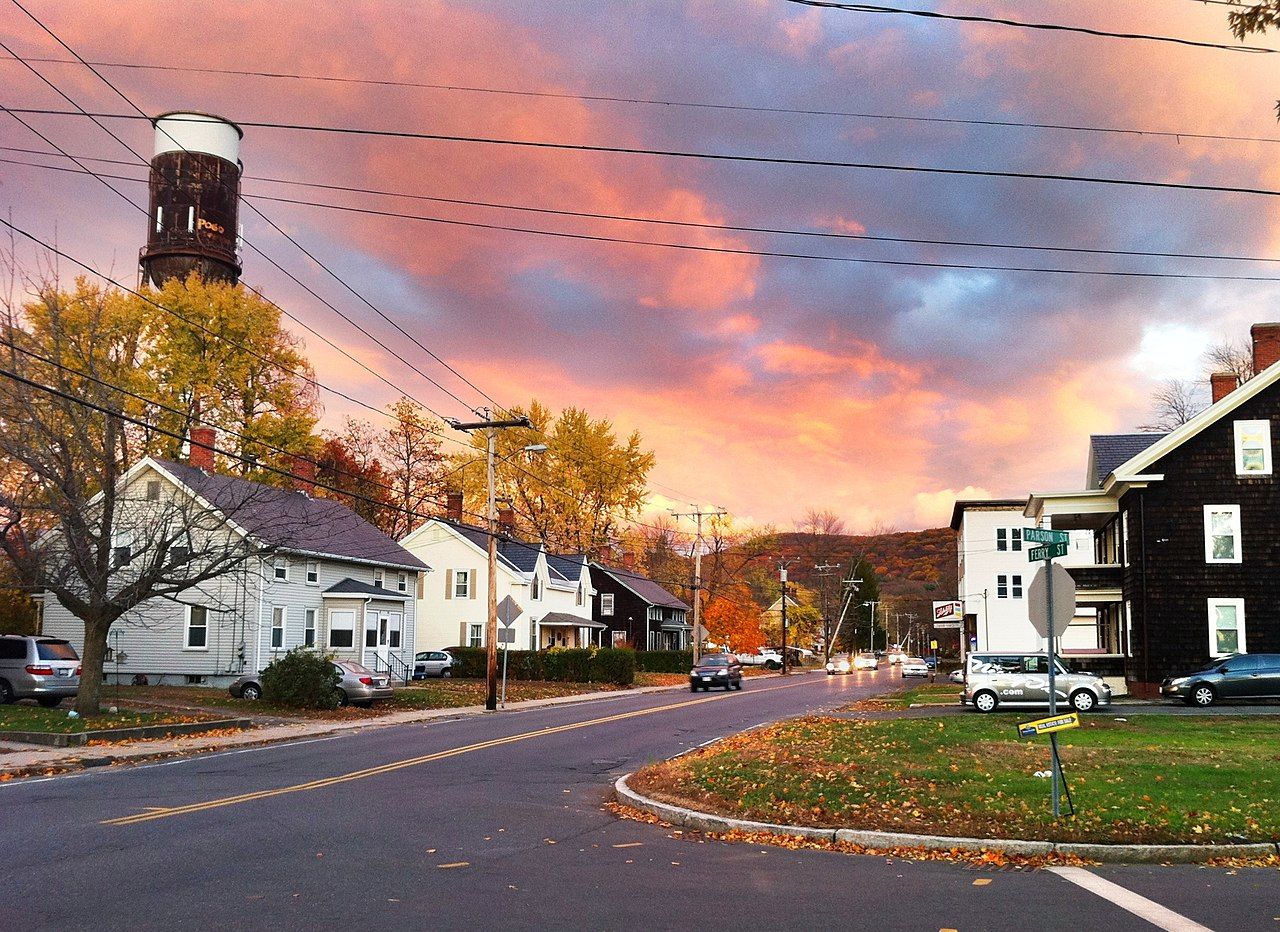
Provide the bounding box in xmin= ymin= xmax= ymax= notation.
xmin=0 ymin=702 xmax=215 ymax=734
xmin=631 ymin=713 xmax=1280 ymax=845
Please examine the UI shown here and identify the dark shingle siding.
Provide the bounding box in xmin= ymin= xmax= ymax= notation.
xmin=1089 ymin=434 xmax=1165 ymax=487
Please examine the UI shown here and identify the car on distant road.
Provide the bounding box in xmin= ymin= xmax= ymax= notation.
xmin=738 ymin=649 xmax=783 ymax=670
xmin=826 ymin=654 xmax=852 ymax=675
xmin=963 ymin=652 xmax=1111 ymax=713
xmin=690 ymin=653 xmax=743 ymax=691
xmin=0 ymin=635 xmax=81 ymax=706
xmin=900 ymin=656 xmax=930 ymax=678
xmin=853 ymin=652 xmax=878 ymax=671
xmin=1160 ymin=653 xmax=1280 ymax=707
xmin=230 ymin=660 xmax=394 ymax=707
xmin=413 ymin=650 xmax=456 ymax=679
xmin=887 ymin=650 xmax=906 ymax=666
xmin=948 ymin=668 xmax=965 ymax=684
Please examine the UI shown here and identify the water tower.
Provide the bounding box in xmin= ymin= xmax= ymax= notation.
xmin=139 ymin=111 xmax=243 ymax=288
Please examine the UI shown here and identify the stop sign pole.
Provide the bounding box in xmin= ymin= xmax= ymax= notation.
xmin=1026 ymin=527 xmax=1069 ymax=818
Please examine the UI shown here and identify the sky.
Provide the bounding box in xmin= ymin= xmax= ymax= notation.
xmin=3 ymin=0 xmax=1280 ymax=531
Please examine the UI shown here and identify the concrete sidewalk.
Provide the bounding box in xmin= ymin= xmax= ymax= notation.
xmin=0 ymin=681 xmax=690 ymax=779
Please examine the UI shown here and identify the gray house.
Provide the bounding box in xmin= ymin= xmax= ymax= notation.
xmin=40 ymin=452 xmax=429 ymax=687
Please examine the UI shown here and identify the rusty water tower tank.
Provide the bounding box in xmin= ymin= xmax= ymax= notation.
xmin=139 ymin=111 xmax=243 ymax=287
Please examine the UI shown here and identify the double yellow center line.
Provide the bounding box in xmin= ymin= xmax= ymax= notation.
xmin=103 ymin=677 xmax=811 ymax=826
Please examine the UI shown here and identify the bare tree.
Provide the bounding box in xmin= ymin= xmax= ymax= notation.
xmin=0 ymin=265 xmax=298 ymax=713
xmin=1203 ymin=338 xmax=1255 ymax=384
xmin=1138 ymin=379 xmax=1208 ymax=432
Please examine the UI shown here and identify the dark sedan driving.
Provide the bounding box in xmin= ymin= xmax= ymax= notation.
xmin=690 ymin=653 xmax=743 ymax=692
xmin=1160 ymin=653 xmax=1280 ymax=706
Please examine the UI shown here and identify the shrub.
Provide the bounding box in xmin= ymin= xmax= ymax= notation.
xmin=444 ymin=645 xmax=635 ymax=686
xmin=589 ymin=647 xmax=636 ymax=686
xmin=260 ymin=648 xmax=341 ymax=709
xmin=636 ymin=650 xmax=694 ymax=673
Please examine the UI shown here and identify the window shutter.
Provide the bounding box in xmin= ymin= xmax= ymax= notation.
xmin=470 ymin=571 xmax=478 ymax=599
xmin=417 ymin=573 xmax=425 ymax=599
xmin=445 ymin=569 xmax=453 ymax=599
xmin=459 ymin=621 xmax=467 ymax=646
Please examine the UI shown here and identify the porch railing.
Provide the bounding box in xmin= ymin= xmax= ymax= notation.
xmin=371 ymin=652 xmax=413 ymax=685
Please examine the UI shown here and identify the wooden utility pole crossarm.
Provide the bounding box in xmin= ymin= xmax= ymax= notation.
xmin=670 ymin=506 xmax=726 ymax=662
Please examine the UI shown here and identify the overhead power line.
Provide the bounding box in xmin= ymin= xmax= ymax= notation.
xmin=13 ymin=107 xmax=1280 ymax=200
xmin=783 ymin=0 xmax=1277 ymax=53
xmin=14 ymin=151 xmax=1280 ymax=269
xmin=7 ymin=55 xmax=1280 ymax=146
xmin=11 ymin=153 xmax=1280 ymax=283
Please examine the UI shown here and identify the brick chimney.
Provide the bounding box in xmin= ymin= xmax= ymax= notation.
xmin=445 ymin=491 xmax=463 ymax=523
xmin=620 ymin=551 xmax=636 ymax=570
xmin=498 ymin=507 xmax=515 ymax=537
xmin=1210 ymin=371 xmax=1238 ymax=404
xmin=1251 ymin=323 xmax=1280 ymax=375
xmin=289 ymin=455 xmax=316 ymax=495
xmin=188 ymin=426 xmax=216 ymax=472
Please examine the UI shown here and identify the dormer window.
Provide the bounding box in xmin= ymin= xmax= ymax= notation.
xmin=1234 ymin=420 xmax=1272 ymax=475
xmin=373 ymin=569 xmax=384 ymax=589
xmin=531 ymin=574 xmax=542 ymax=600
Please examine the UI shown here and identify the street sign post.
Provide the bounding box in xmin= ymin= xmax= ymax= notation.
xmin=1028 ymin=541 xmax=1069 ymax=561
xmin=932 ymin=621 xmax=962 ymax=629
xmin=1023 ymin=527 xmax=1069 ymax=545
xmin=497 ymin=596 xmax=523 ymax=708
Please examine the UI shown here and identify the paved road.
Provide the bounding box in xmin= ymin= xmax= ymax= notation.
xmin=1 ymin=670 xmax=1275 ymax=931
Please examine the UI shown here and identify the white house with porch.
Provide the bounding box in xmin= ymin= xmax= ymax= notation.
xmin=401 ymin=505 xmax=598 ymax=652
xmin=40 ymin=442 xmax=428 ymax=686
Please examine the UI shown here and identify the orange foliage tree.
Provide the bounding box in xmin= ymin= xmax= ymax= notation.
xmin=702 ymin=584 xmax=765 ymax=654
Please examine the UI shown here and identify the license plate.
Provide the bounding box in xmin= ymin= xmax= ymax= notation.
xmin=56 ymin=668 xmax=71 ymax=678
xmin=701 ymin=676 xmax=711 ymax=681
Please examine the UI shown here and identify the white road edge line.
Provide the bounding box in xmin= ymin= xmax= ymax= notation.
xmin=1047 ymin=866 xmax=1214 ymax=932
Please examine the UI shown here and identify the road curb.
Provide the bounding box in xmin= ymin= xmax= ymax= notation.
xmin=613 ymin=774 xmax=1280 ymax=864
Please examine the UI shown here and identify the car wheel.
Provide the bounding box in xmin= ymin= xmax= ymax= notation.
xmin=0 ymin=679 xmax=14 ymax=704
xmin=1191 ymin=684 xmax=1216 ymax=707
xmin=735 ymin=679 xmax=744 ymax=691
xmin=334 ymin=689 xmax=350 ymax=707
xmin=1069 ymin=689 xmax=1096 ymax=713
xmin=690 ymin=684 xmax=699 ymax=692
xmin=973 ymin=690 xmax=999 ymax=713
xmin=241 ymin=683 xmax=262 ymax=702
xmin=441 ymin=668 xmax=452 ymax=679
xmin=37 ymin=697 xmax=62 ymax=708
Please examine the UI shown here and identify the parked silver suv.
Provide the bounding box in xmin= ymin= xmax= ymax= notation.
xmin=0 ymin=635 xmax=81 ymax=706
xmin=963 ymin=652 xmax=1111 ymax=713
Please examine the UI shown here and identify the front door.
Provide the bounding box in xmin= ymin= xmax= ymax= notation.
xmin=364 ymin=612 xmax=391 ymax=666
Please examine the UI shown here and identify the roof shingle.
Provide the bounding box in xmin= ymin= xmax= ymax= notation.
xmin=1086 ymin=434 xmax=1166 ymax=488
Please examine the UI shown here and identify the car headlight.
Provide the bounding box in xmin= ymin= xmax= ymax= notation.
xmin=826 ymin=663 xmax=834 ymax=670
xmin=1166 ymin=677 xmax=1188 ymax=688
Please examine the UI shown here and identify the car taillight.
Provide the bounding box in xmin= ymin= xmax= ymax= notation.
xmin=359 ymin=676 xmax=373 ymax=685
xmin=25 ymin=665 xmax=54 ymax=675
xmin=75 ymin=665 xmax=82 ymax=676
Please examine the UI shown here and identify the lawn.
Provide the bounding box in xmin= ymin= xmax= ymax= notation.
xmin=631 ymin=714 xmax=1280 ymax=844
xmin=113 ymin=678 xmax=620 ymax=720
xmin=850 ymin=682 xmax=961 ymax=709
xmin=0 ymin=702 xmax=214 ymax=735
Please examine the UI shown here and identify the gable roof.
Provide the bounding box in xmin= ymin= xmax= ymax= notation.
xmin=948 ymin=498 xmax=1028 ymax=531
xmin=323 ymin=578 xmax=413 ymax=600
xmin=546 ymin=552 xmax=587 ymax=582
xmin=1085 ymin=434 xmax=1165 ymax=489
xmin=592 ymin=564 xmax=690 ymax=610
xmin=152 ymin=459 xmax=428 ymax=572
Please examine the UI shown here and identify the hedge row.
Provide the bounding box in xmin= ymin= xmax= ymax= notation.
xmin=445 ymin=646 xmax=636 ymax=686
xmin=634 ymin=650 xmax=694 ymax=673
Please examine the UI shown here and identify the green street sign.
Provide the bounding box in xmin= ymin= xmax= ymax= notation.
xmin=1029 ymin=541 xmax=1069 ymax=561
xmin=1024 ymin=527 xmax=1069 ymax=545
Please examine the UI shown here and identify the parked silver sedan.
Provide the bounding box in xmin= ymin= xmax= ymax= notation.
xmin=229 ymin=660 xmax=393 ymax=707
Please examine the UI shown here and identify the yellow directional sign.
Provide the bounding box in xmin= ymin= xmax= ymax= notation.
xmin=1017 ymin=711 xmax=1080 ymax=739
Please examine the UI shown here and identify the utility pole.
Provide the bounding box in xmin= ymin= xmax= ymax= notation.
xmin=813 ymin=562 xmax=841 ymax=658
xmin=903 ymin=612 xmax=917 ymax=653
xmin=863 ymin=600 xmax=880 ymax=653
xmin=447 ymin=410 xmax=533 ymax=712
xmin=779 ymin=559 xmax=799 ymax=674
xmin=671 ymin=506 xmax=727 ymax=663
xmin=827 ymin=573 xmax=862 ymax=660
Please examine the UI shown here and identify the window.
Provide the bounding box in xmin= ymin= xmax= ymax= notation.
xmin=1023 ymin=656 xmax=1049 ymax=674
xmin=329 ymin=610 xmax=355 ymax=649
xmin=145 ymin=480 xmax=160 ymax=501
xmin=365 ymin=619 xmax=378 ymax=648
xmin=453 ymin=570 xmax=470 ymax=599
xmin=601 ymin=593 xmax=615 ymax=616
xmin=273 ymin=558 xmax=288 ymax=581
xmin=1121 ymin=511 xmax=1129 ymax=566
xmin=468 ymin=624 xmax=483 ymax=648
xmin=155 ymin=205 xmax=163 ymax=233
xmin=576 ymin=582 xmax=584 ymax=606
xmin=305 ymin=562 xmax=319 ymax=585
xmin=996 ymin=575 xmax=1008 ymax=599
xmin=397 ymin=572 xmax=407 ymax=593
xmin=1011 ymin=575 xmax=1023 ymax=599
xmin=1234 ymin=420 xmax=1272 ymax=476
xmin=1204 ymin=505 xmax=1242 ymax=564
xmin=185 ymin=605 xmax=208 ymax=649
xmin=373 ymin=569 xmax=384 ymax=589
xmin=112 ymin=528 xmax=134 ymax=567
xmin=531 ymin=574 xmax=542 ymax=600
xmin=996 ymin=528 xmax=1008 ymax=551
xmin=0 ymin=638 xmax=25 ymax=660
xmin=1208 ymin=598 xmax=1245 ymax=657
xmin=304 ymin=609 xmax=316 ymax=648
xmin=389 ymin=613 xmax=402 ymax=648
xmin=1011 ymin=527 xmax=1022 ymax=552
xmin=1124 ymin=599 xmax=1133 ymax=657
xmin=271 ymin=606 xmax=285 ymax=649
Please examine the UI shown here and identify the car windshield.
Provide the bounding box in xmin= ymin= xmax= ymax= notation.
xmin=907 ymin=657 xmax=925 ymax=664
xmin=700 ymin=656 xmax=729 ymax=667
xmin=36 ymin=640 xmax=78 ymax=661
xmin=415 ymin=652 xmax=430 ymax=661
